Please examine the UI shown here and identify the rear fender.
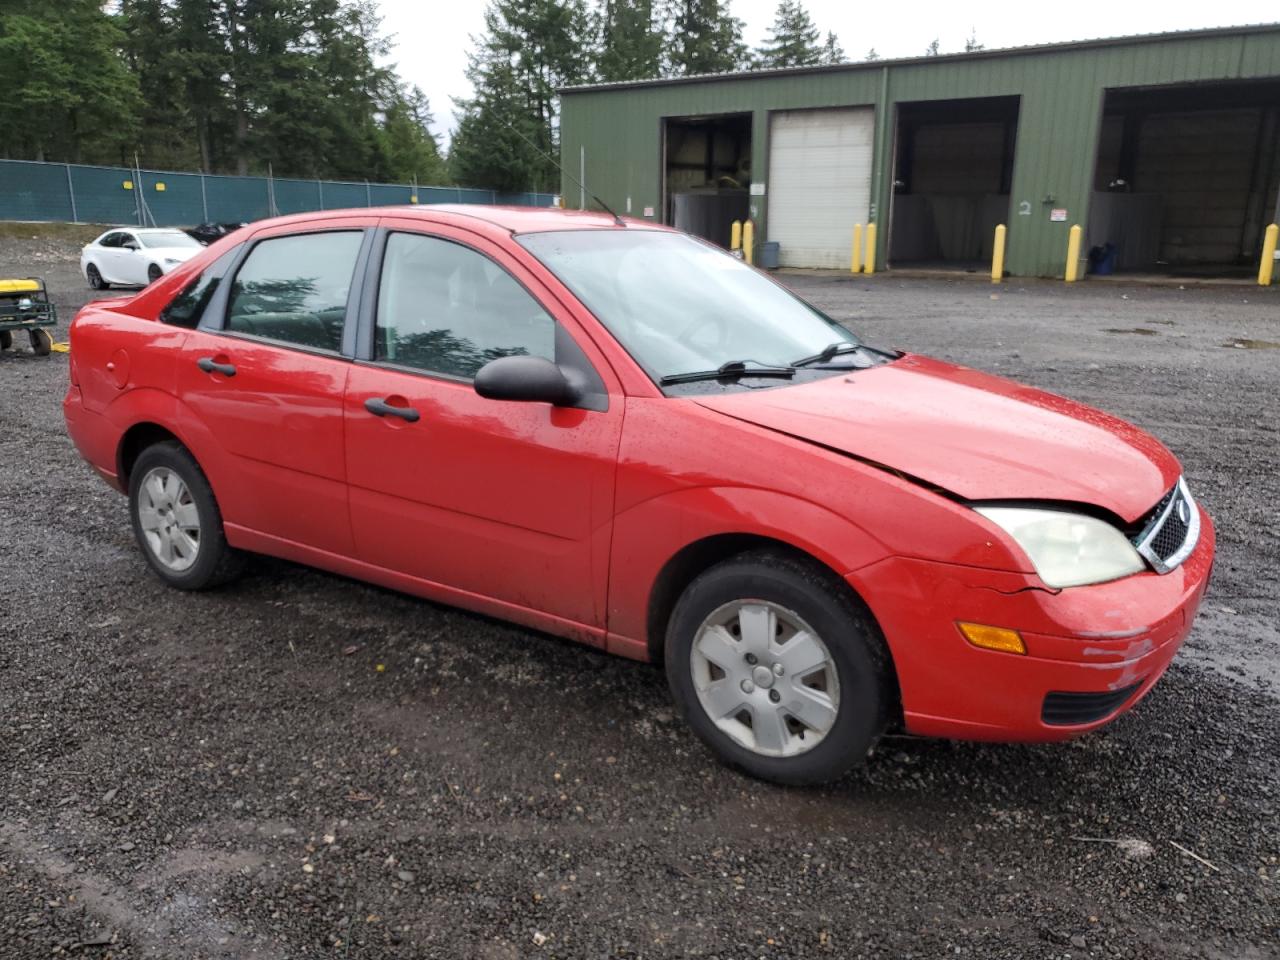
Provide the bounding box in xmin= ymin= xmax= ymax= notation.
xmin=101 ymin=388 xmax=241 ymax=522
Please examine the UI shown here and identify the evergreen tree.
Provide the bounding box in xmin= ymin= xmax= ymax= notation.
xmin=668 ymin=0 xmax=746 ymax=77
xmin=925 ymin=38 xmax=940 ymax=56
xmin=596 ymin=0 xmax=665 ymax=82
xmin=755 ymin=0 xmax=823 ymax=69
xmin=964 ymin=29 xmax=984 ymax=52
xmin=171 ymin=0 xmax=234 ymax=173
xmin=450 ymin=0 xmax=592 ymax=193
xmin=0 ymin=0 xmax=141 ymax=163
xmin=865 ymin=47 xmax=880 ymax=61
xmin=819 ymin=30 xmax=844 ymax=65
xmin=379 ymin=86 xmax=448 ymax=186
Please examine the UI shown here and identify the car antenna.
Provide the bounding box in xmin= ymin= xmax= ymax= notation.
xmin=503 ymin=122 xmax=626 ymax=227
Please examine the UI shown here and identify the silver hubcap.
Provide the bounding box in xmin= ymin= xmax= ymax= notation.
xmin=689 ymin=600 xmax=840 ymax=758
xmin=137 ymin=467 xmax=200 ymax=572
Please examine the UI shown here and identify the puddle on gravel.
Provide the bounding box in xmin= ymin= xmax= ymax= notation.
xmin=1103 ymin=327 xmax=1158 ymax=335
xmin=1221 ymin=338 xmax=1280 ymax=349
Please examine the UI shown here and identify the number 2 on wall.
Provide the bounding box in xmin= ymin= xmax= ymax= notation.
xmin=1018 ymin=201 xmax=1032 ymax=216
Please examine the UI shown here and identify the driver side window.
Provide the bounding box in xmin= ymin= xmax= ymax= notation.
xmin=375 ymin=232 xmax=555 ymax=379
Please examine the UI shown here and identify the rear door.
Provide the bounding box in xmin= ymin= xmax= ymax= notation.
xmin=342 ymin=221 xmax=624 ymax=634
xmin=175 ymin=219 xmax=373 ymax=556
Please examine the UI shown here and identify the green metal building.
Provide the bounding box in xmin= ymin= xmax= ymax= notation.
xmin=559 ymin=24 xmax=1280 ymax=279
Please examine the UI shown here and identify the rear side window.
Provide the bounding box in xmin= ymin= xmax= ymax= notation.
xmin=226 ymin=232 xmax=363 ymax=353
xmin=160 ymin=247 xmax=239 ymax=328
xmin=375 ymin=232 xmax=555 ymax=378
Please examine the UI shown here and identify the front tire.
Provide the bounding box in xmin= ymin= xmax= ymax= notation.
xmin=128 ymin=442 xmax=245 ymax=590
xmin=86 ymin=263 xmax=108 ymax=290
xmin=147 ymin=263 xmax=163 ymax=284
xmin=665 ymin=550 xmax=893 ymax=785
xmin=29 ymin=328 xmax=52 ymax=356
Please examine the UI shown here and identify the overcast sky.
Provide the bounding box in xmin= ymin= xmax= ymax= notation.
xmin=375 ymin=1 xmax=1278 ymax=144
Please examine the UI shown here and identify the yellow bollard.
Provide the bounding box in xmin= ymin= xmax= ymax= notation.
xmin=1064 ymin=224 xmax=1083 ymax=282
xmin=991 ymin=224 xmax=1007 ymax=283
xmin=743 ymin=219 xmax=755 ymax=266
xmin=851 ymin=223 xmax=864 ymax=274
xmin=730 ymin=220 xmax=742 ymax=253
xmin=864 ymin=223 xmax=877 ymax=275
xmin=1259 ymin=223 xmax=1278 ymax=286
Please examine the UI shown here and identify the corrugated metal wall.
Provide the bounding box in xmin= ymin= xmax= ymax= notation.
xmin=560 ymin=26 xmax=1280 ymax=277
xmin=0 ymin=160 xmax=557 ymax=228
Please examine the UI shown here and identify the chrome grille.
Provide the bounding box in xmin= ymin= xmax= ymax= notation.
xmin=1132 ymin=477 xmax=1199 ymax=574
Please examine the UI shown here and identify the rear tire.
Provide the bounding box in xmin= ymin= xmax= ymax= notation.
xmin=29 ymin=328 xmax=51 ymax=356
xmin=665 ymin=549 xmax=893 ymax=785
xmin=87 ymin=263 xmax=108 ymax=290
xmin=128 ymin=441 xmax=245 ymax=590
xmin=0 ymin=330 xmax=11 ymax=350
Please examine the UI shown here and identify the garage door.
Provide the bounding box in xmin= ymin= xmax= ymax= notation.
xmin=767 ymin=108 xmax=875 ymax=268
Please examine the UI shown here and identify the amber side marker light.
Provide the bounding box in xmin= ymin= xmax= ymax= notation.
xmin=957 ymin=622 xmax=1027 ymax=655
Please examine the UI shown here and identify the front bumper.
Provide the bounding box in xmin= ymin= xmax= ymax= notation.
xmin=850 ymin=505 xmax=1215 ymax=741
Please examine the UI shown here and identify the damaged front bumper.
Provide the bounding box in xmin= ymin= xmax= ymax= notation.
xmin=849 ymin=505 xmax=1215 ymax=741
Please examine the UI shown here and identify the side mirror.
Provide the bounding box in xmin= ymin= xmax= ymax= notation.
xmin=474 ymin=355 xmax=580 ymax=406
xmin=122 ymin=240 xmax=139 ymax=250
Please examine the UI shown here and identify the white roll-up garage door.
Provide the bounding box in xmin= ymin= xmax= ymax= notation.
xmin=767 ymin=108 xmax=875 ymax=268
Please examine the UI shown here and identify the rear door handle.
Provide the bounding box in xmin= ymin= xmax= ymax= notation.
xmin=196 ymin=357 xmax=236 ymax=377
xmin=364 ymin=397 xmax=420 ymax=422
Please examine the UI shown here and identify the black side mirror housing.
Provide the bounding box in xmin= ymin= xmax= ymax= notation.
xmin=474 ymin=355 xmax=581 ymax=406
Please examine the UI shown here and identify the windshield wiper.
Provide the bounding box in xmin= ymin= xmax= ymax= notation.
xmin=659 ymin=359 xmax=796 ymax=386
xmin=791 ymin=341 xmax=864 ymax=368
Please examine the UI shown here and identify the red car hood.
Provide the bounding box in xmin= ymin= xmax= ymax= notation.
xmin=693 ymin=354 xmax=1179 ymax=523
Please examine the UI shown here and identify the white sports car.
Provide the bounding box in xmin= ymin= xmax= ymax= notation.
xmin=80 ymin=228 xmax=203 ymax=290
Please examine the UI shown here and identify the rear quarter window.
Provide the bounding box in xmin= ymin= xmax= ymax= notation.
xmin=160 ymin=246 xmax=241 ymax=329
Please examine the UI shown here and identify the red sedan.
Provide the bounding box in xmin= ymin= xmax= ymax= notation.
xmin=63 ymin=207 xmax=1213 ymax=785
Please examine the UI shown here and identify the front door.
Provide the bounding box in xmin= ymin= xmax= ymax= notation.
xmin=176 ymin=223 xmax=371 ymax=556
xmin=343 ymin=224 xmax=623 ymax=634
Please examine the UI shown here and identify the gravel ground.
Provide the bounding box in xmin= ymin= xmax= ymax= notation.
xmin=1 ymin=232 xmax=1277 ymax=959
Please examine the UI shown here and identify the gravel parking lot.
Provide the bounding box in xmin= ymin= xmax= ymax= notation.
xmin=2 ymin=231 xmax=1277 ymax=959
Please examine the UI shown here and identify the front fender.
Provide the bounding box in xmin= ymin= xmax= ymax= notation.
xmin=605 ymin=484 xmax=892 ymax=659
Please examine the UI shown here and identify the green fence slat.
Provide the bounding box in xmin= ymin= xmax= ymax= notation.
xmin=0 ymin=161 xmax=76 ymax=221
xmin=0 ymin=160 xmax=556 ymax=225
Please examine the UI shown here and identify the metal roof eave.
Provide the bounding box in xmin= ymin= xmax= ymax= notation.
xmin=559 ymin=21 xmax=1280 ymax=96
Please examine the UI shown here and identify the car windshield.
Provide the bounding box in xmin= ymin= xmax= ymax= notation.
xmin=138 ymin=231 xmax=201 ymax=249
xmin=517 ymin=230 xmax=861 ymax=385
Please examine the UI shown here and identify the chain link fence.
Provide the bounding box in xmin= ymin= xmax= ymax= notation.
xmin=0 ymin=159 xmax=557 ymax=226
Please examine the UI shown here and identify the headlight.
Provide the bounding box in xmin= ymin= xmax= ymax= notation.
xmin=974 ymin=507 xmax=1146 ymax=588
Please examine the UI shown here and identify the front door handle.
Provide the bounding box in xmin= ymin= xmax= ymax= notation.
xmin=364 ymin=396 xmax=420 ymax=422
xmin=196 ymin=356 xmax=236 ymax=377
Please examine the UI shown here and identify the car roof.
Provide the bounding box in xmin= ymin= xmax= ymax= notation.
xmin=245 ymin=204 xmax=670 ymax=238
xmin=420 ymin=205 xmax=647 ymax=234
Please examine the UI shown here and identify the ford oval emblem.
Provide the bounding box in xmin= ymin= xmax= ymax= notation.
xmin=1176 ymin=498 xmax=1191 ymax=525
